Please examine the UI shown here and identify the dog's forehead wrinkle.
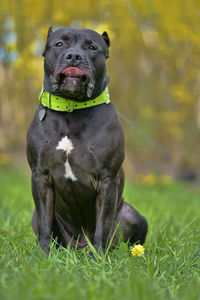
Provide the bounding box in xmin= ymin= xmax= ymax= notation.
xmin=60 ymin=34 xmax=97 ymax=46
xmin=84 ymin=38 xmax=96 ymax=45
xmin=60 ymin=33 xmax=71 ymax=41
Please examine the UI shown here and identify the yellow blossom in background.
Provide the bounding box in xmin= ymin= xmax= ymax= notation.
xmin=131 ymin=245 xmax=145 ymax=257
xmin=143 ymin=173 xmax=156 ymax=185
xmin=0 ymin=152 xmax=11 ymax=165
xmin=135 ymin=173 xmax=173 ymax=186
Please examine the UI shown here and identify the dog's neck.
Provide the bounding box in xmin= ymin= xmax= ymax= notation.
xmin=39 ymin=87 xmax=111 ymax=112
xmin=43 ymin=73 xmax=110 ymax=101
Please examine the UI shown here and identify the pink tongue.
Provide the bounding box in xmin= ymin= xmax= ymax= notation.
xmin=62 ymin=67 xmax=84 ymax=76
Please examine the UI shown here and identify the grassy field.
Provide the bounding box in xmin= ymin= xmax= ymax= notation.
xmin=0 ymin=164 xmax=200 ymax=300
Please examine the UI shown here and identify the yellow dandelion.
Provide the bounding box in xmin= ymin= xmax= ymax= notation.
xmin=131 ymin=244 xmax=145 ymax=257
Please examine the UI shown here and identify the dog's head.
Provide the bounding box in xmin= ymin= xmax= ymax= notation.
xmin=42 ymin=27 xmax=110 ymax=100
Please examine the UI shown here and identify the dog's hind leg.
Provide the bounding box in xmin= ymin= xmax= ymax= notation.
xmin=116 ymin=200 xmax=148 ymax=245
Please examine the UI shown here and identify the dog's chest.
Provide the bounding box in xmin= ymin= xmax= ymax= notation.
xmin=55 ymin=135 xmax=77 ymax=181
xmin=37 ymin=107 xmax=118 ymax=190
xmin=47 ymin=124 xmax=102 ymax=188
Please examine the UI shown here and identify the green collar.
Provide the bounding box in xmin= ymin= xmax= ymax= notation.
xmin=39 ymin=88 xmax=110 ymax=112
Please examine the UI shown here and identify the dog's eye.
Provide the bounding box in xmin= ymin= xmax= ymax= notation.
xmin=88 ymin=45 xmax=96 ymax=51
xmin=55 ymin=41 xmax=64 ymax=47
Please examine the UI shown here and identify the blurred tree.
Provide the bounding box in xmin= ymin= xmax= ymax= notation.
xmin=1 ymin=0 xmax=200 ymax=173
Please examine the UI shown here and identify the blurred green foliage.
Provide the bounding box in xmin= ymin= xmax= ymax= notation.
xmin=1 ymin=0 xmax=200 ymax=173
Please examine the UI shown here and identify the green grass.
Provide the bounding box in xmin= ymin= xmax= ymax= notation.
xmin=0 ymin=165 xmax=200 ymax=300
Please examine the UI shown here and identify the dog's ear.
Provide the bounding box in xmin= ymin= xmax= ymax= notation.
xmin=42 ymin=26 xmax=53 ymax=57
xmin=47 ymin=26 xmax=53 ymax=38
xmin=102 ymin=31 xmax=110 ymax=59
xmin=102 ymin=31 xmax=110 ymax=48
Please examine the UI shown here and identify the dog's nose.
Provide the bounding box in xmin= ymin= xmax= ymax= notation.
xmin=65 ymin=52 xmax=83 ymax=63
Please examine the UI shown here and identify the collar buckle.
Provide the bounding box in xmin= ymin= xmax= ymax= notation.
xmin=66 ymin=100 xmax=74 ymax=112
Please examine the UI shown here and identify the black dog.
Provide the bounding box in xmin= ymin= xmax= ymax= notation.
xmin=27 ymin=27 xmax=148 ymax=254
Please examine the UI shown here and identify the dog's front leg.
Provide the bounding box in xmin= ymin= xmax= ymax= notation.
xmin=94 ymin=177 xmax=118 ymax=252
xmin=31 ymin=169 xmax=54 ymax=254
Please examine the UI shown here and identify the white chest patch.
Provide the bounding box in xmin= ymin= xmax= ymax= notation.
xmin=56 ymin=136 xmax=77 ymax=181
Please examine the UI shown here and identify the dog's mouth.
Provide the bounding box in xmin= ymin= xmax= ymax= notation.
xmin=57 ymin=66 xmax=89 ymax=90
xmin=60 ymin=67 xmax=88 ymax=83
xmin=53 ymin=66 xmax=91 ymax=99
